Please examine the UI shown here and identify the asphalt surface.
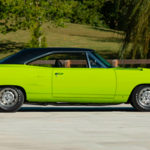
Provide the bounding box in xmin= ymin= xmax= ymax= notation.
xmin=0 ymin=104 xmax=150 ymax=150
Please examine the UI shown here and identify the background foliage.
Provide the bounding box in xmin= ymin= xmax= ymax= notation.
xmin=0 ymin=0 xmax=74 ymax=47
xmin=120 ymin=0 xmax=150 ymax=59
xmin=1 ymin=0 xmax=150 ymax=60
xmin=68 ymin=0 xmax=106 ymax=27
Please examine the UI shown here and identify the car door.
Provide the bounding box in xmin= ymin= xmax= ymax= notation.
xmin=52 ymin=51 xmax=117 ymax=102
xmin=53 ymin=68 xmax=116 ymax=100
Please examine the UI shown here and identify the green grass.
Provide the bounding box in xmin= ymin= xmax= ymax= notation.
xmin=0 ymin=23 xmax=123 ymax=59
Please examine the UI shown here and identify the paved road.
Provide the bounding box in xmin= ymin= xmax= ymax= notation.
xmin=0 ymin=104 xmax=150 ymax=150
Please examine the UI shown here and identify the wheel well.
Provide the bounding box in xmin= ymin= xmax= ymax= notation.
xmin=126 ymin=84 xmax=150 ymax=103
xmin=0 ymin=85 xmax=27 ymax=102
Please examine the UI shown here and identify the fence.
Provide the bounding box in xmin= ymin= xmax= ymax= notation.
xmin=30 ymin=59 xmax=150 ymax=67
xmin=107 ymin=59 xmax=150 ymax=67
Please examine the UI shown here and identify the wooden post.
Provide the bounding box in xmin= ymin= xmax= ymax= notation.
xmin=65 ymin=60 xmax=71 ymax=68
xmin=112 ymin=60 xmax=119 ymax=67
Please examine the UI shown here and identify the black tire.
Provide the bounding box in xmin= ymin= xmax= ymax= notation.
xmin=130 ymin=102 xmax=136 ymax=109
xmin=0 ymin=87 xmax=24 ymax=112
xmin=131 ymin=85 xmax=150 ymax=111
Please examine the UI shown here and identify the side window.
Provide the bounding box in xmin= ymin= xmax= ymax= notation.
xmin=88 ymin=54 xmax=102 ymax=68
xmin=28 ymin=53 xmax=89 ymax=68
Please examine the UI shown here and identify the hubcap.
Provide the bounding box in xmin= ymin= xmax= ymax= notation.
xmin=139 ymin=87 xmax=150 ymax=107
xmin=0 ymin=88 xmax=18 ymax=108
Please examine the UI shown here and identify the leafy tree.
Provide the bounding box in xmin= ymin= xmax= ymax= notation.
xmin=68 ymin=0 xmax=106 ymax=27
xmin=101 ymin=0 xmax=117 ymax=29
xmin=0 ymin=0 xmax=74 ymax=48
xmin=101 ymin=0 xmax=131 ymax=30
xmin=120 ymin=0 xmax=150 ymax=59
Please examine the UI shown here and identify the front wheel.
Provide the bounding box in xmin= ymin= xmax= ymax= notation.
xmin=131 ymin=85 xmax=150 ymax=111
xmin=0 ymin=87 xmax=24 ymax=112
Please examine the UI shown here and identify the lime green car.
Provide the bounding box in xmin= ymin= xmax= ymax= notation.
xmin=0 ymin=48 xmax=149 ymax=112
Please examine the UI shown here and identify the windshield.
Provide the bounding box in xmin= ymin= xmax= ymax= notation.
xmin=92 ymin=52 xmax=113 ymax=68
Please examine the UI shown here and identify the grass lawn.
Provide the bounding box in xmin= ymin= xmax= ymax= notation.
xmin=0 ymin=23 xmax=123 ymax=59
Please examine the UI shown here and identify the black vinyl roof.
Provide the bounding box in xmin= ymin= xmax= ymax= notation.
xmin=0 ymin=48 xmax=94 ymax=64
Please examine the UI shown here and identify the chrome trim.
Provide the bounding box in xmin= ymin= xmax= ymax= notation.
xmin=86 ymin=52 xmax=91 ymax=68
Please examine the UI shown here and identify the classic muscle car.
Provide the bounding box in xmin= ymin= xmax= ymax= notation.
xmin=0 ymin=47 xmax=149 ymax=112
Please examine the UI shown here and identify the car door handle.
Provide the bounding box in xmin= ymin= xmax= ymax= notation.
xmin=55 ymin=73 xmax=63 ymax=77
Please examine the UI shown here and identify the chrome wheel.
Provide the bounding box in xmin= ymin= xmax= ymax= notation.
xmin=0 ymin=88 xmax=18 ymax=108
xmin=138 ymin=87 xmax=150 ymax=107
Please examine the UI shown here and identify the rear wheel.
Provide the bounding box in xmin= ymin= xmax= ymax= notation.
xmin=130 ymin=102 xmax=136 ymax=109
xmin=0 ymin=87 xmax=24 ymax=112
xmin=132 ymin=85 xmax=150 ymax=111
